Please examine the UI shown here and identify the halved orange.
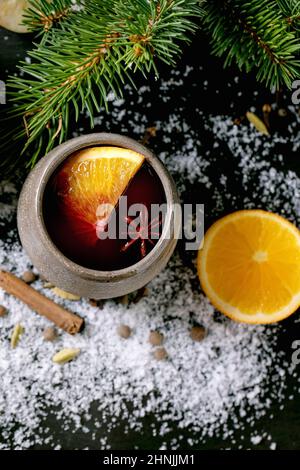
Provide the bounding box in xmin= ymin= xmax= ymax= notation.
xmin=55 ymin=146 xmax=144 ymax=227
xmin=197 ymin=210 xmax=300 ymax=324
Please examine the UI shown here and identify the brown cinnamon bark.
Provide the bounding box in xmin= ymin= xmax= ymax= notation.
xmin=0 ymin=270 xmax=84 ymax=335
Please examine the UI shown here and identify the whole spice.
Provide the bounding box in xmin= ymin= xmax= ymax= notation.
xmin=262 ymin=104 xmax=271 ymax=130
xmin=117 ymin=324 xmax=132 ymax=339
xmin=153 ymin=347 xmax=168 ymax=361
xmin=11 ymin=323 xmax=24 ymax=349
xmin=0 ymin=270 xmax=84 ymax=335
xmin=262 ymin=104 xmax=272 ymax=114
xmin=0 ymin=305 xmax=7 ymax=317
xmin=190 ymin=325 xmax=206 ymax=342
xmin=141 ymin=126 xmax=157 ymax=145
xmin=134 ymin=286 xmax=149 ymax=303
xmin=246 ymin=111 xmax=270 ymax=136
xmin=121 ymin=206 xmax=162 ymax=258
xmin=43 ymin=282 xmax=54 ymax=288
xmin=89 ymin=299 xmax=104 ymax=309
xmin=52 ymin=348 xmax=80 ymax=364
xmin=51 ymin=287 xmax=80 ymax=301
xmin=278 ymin=108 xmax=287 ymax=117
xmin=149 ymin=330 xmax=164 ymax=346
xmin=119 ymin=294 xmax=129 ymax=306
xmin=22 ymin=271 xmax=36 ymax=284
xmin=43 ymin=326 xmax=57 ymax=342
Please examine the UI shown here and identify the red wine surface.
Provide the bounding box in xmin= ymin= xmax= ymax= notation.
xmin=43 ymin=161 xmax=166 ymax=270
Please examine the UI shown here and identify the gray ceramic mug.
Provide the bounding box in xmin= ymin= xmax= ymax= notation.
xmin=17 ymin=133 xmax=181 ymax=299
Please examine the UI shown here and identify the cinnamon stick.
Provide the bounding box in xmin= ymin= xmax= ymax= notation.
xmin=0 ymin=270 xmax=84 ymax=335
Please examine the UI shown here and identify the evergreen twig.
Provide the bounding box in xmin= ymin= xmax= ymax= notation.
xmin=202 ymin=0 xmax=300 ymax=90
xmin=2 ymin=0 xmax=300 ymax=175
xmin=277 ymin=0 xmax=300 ymax=29
xmin=2 ymin=0 xmax=203 ymax=172
xmin=23 ymin=0 xmax=75 ymax=34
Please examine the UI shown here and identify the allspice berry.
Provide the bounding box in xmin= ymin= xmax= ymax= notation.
xmin=149 ymin=330 xmax=164 ymax=346
xmin=0 ymin=305 xmax=7 ymax=317
xmin=190 ymin=325 xmax=206 ymax=342
xmin=117 ymin=324 xmax=132 ymax=339
xmin=153 ymin=347 xmax=168 ymax=361
xmin=22 ymin=270 xmax=36 ymax=284
xmin=89 ymin=299 xmax=104 ymax=309
xmin=43 ymin=326 xmax=57 ymax=342
xmin=278 ymin=108 xmax=287 ymax=117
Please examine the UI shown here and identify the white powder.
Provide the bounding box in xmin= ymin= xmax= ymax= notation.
xmin=0 ymin=67 xmax=299 ymax=449
xmin=0 ymin=235 xmax=289 ymax=449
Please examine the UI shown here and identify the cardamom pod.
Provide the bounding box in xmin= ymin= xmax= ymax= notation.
xmin=43 ymin=282 xmax=54 ymax=288
xmin=11 ymin=323 xmax=24 ymax=348
xmin=246 ymin=111 xmax=270 ymax=136
xmin=52 ymin=348 xmax=80 ymax=364
xmin=51 ymin=287 xmax=80 ymax=301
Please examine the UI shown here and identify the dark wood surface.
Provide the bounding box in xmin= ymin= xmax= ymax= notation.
xmin=0 ymin=27 xmax=300 ymax=450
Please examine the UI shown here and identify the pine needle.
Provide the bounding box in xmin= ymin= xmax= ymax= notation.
xmin=1 ymin=0 xmax=203 ymax=174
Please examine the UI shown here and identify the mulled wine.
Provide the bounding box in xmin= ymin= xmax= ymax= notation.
xmin=43 ymin=147 xmax=166 ymax=271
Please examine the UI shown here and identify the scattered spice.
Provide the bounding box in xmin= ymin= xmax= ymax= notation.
xmin=10 ymin=323 xmax=24 ymax=349
xmin=141 ymin=125 xmax=157 ymax=145
xmin=262 ymin=104 xmax=271 ymax=130
xmin=153 ymin=347 xmax=168 ymax=361
xmin=52 ymin=348 xmax=80 ymax=364
xmin=1 ymin=68 xmax=299 ymax=449
xmin=149 ymin=330 xmax=164 ymax=346
xmin=43 ymin=326 xmax=57 ymax=342
xmin=190 ymin=325 xmax=206 ymax=342
xmin=89 ymin=298 xmax=104 ymax=309
xmin=119 ymin=294 xmax=129 ymax=306
xmin=262 ymin=104 xmax=272 ymax=114
xmin=134 ymin=286 xmax=149 ymax=303
xmin=43 ymin=282 xmax=54 ymax=288
xmin=0 ymin=305 xmax=7 ymax=317
xmin=51 ymin=287 xmax=80 ymax=301
xmin=278 ymin=108 xmax=287 ymax=117
xmin=22 ymin=270 xmax=36 ymax=284
xmin=117 ymin=324 xmax=132 ymax=339
xmin=233 ymin=116 xmax=245 ymax=126
xmin=246 ymin=111 xmax=270 ymax=136
xmin=0 ymin=270 xmax=84 ymax=335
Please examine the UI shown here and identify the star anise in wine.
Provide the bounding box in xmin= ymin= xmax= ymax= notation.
xmin=120 ymin=206 xmax=162 ymax=258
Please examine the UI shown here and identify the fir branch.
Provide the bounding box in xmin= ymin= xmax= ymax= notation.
xmin=277 ymin=0 xmax=300 ymax=29
xmin=23 ymin=0 xmax=75 ymax=34
xmin=202 ymin=0 xmax=300 ymax=90
xmin=2 ymin=0 xmax=202 ymax=172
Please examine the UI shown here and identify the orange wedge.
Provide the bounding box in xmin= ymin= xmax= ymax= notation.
xmin=197 ymin=210 xmax=300 ymax=324
xmin=55 ymin=146 xmax=144 ymax=227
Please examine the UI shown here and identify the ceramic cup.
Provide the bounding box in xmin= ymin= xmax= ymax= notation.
xmin=17 ymin=133 xmax=181 ymax=298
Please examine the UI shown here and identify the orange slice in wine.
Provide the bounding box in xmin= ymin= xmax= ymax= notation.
xmin=54 ymin=146 xmax=144 ymax=230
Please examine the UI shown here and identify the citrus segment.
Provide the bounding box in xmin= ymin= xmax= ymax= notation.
xmin=54 ymin=146 xmax=144 ymax=226
xmin=197 ymin=210 xmax=300 ymax=324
